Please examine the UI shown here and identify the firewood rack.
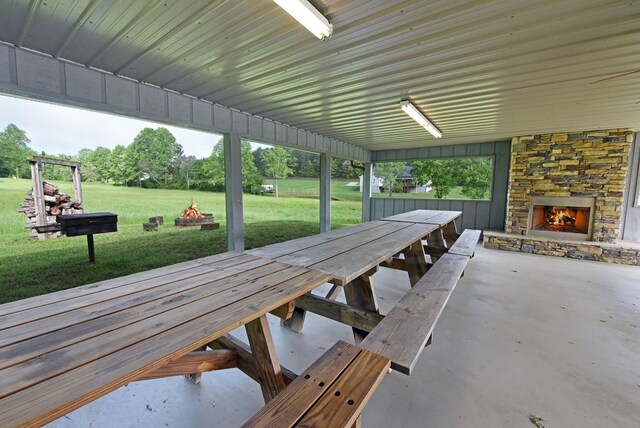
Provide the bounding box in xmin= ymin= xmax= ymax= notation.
xmin=27 ymin=156 xmax=83 ymax=241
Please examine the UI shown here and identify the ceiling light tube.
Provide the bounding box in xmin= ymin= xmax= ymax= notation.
xmin=400 ymin=100 xmax=442 ymax=138
xmin=273 ymin=0 xmax=333 ymax=40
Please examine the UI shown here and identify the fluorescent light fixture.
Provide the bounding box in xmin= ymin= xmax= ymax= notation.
xmin=273 ymin=0 xmax=333 ymax=40
xmin=400 ymin=100 xmax=442 ymax=138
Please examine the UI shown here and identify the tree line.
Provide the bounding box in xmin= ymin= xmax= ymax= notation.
xmin=374 ymin=158 xmax=492 ymax=199
xmin=0 ymin=124 xmax=360 ymax=195
xmin=1 ymin=123 xmax=492 ymax=199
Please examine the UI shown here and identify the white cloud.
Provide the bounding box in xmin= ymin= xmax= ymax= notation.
xmin=0 ymin=94 xmax=270 ymax=158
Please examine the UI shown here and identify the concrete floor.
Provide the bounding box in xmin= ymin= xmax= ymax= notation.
xmin=46 ymin=246 xmax=640 ymax=428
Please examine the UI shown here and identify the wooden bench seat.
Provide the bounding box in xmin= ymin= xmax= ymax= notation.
xmin=447 ymin=229 xmax=482 ymax=257
xmin=358 ymin=252 xmax=472 ymax=375
xmin=242 ymin=341 xmax=390 ymax=428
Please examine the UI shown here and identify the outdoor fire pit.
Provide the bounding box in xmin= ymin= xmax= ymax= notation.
xmin=175 ymin=200 xmax=219 ymax=229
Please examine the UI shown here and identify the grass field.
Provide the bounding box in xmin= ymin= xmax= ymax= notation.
xmin=0 ymin=178 xmax=361 ymax=303
xmin=372 ymin=186 xmax=489 ymax=200
xmin=263 ymin=177 xmax=361 ymax=201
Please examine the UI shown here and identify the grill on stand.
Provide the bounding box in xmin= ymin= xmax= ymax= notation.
xmin=36 ymin=212 xmax=118 ymax=263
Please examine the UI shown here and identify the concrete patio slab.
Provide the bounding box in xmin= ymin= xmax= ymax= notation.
xmin=46 ymin=246 xmax=640 ymax=428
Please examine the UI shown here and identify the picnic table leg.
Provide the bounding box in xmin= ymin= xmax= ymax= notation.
xmin=426 ymin=228 xmax=446 ymax=263
xmin=404 ymin=240 xmax=429 ymax=287
xmin=351 ymin=414 xmax=363 ymax=428
xmin=246 ymin=314 xmax=286 ymax=403
xmin=343 ymin=273 xmax=379 ymax=344
xmin=442 ymin=220 xmax=459 ymax=247
xmin=281 ymin=284 xmax=342 ymax=333
xmin=185 ymin=344 xmax=208 ymax=384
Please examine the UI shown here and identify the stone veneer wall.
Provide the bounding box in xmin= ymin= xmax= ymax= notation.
xmin=483 ymin=232 xmax=640 ymax=266
xmin=505 ymin=129 xmax=634 ymax=242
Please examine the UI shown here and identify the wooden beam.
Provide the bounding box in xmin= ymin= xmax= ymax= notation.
xmin=343 ymin=274 xmax=379 ymax=343
xmin=422 ymin=245 xmax=448 ymax=257
xmin=135 ymin=350 xmax=237 ymax=381
xmin=270 ymin=300 xmax=296 ymax=320
xmin=295 ymin=293 xmax=384 ymax=333
xmin=27 ymin=156 xmax=81 ymax=168
xmin=405 ymin=240 xmax=430 ymax=287
xmin=245 ymin=315 xmax=286 ymax=402
xmin=380 ymin=257 xmax=409 ymax=271
xmin=442 ymin=221 xmax=460 ymax=247
xmin=281 ymin=284 xmax=342 ymax=333
xmin=208 ymin=334 xmax=297 ymax=385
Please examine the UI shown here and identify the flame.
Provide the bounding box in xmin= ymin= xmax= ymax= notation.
xmin=547 ymin=208 xmax=574 ymax=225
xmin=181 ymin=199 xmax=204 ymax=218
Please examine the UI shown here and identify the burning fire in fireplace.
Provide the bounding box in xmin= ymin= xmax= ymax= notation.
xmin=181 ymin=199 xmax=204 ymax=219
xmin=547 ymin=208 xmax=576 ymax=226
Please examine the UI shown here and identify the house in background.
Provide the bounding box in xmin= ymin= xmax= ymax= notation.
xmin=359 ymin=166 xmax=432 ymax=194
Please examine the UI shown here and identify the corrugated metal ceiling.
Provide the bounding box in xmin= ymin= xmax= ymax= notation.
xmin=0 ymin=0 xmax=638 ymax=150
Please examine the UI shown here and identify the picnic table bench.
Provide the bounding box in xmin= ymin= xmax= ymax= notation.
xmin=242 ymin=341 xmax=390 ymax=428
xmin=0 ymin=252 xmax=331 ymax=427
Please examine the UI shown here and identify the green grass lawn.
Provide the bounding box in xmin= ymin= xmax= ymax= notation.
xmin=0 ymin=178 xmax=361 ymax=303
xmin=372 ymin=186 xmax=489 ymax=200
xmin=263 ymin=177 xmax=362 ymax=202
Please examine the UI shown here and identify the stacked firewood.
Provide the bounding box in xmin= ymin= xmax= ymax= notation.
xmin=19 ymin=182 xmax=82 ymax=237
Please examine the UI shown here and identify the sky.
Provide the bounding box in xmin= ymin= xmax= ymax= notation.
xmin=0 ymin=94 xmax=268 ymax=158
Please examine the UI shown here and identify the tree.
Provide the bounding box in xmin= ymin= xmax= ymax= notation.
xmin=127 ymin=127 xmax=183 ymax=186
xmin=331 ymin=159 xmax=360 ymax=179
xmin=262 ymin=146 xmax=294 ymax=197
xmin=0 ymin=124 xmax=35 ymax=178
xmin=92 ymin=146 xmax=114 ymax=183
xmin=459 ymin=157 xmax=492 ymax=199
xmin=109 ymin=145 xmax=129 ymax=185
xmin=176 ymin=154 xmax=197 ymax=190
xmin=411 ymin=160 xmax=457 ymax=198
xmin=77 ymin=148 xmax=100 ymax=182
xmin=374 ymin=162 xmax=407 ymax=196
xmin=202 ymin=139 xmax=263 ymax=194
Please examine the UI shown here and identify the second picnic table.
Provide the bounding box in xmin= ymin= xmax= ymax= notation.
xmin=247 ymin=211 xmax=462 ymax=340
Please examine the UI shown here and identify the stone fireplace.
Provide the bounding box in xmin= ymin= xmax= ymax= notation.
xmin=484 ymin=128 xmax=640 ymax=265
xmin=528 ymin=196 xmax=595 ymax=241
xmin=504 ymin=129 xmax=632 ymax=242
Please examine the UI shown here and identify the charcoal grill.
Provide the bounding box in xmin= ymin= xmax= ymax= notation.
xmin=35 ymin=212 xmax=118 ymax=263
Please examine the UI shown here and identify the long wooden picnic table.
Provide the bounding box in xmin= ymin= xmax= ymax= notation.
xmin=247 ymin=220 xmax=440 ymax=286
xmin=381 ymin=210 xmax=462 ymax=249
xmin=248 ymin=214 xmax=460 ymax=341
xmin=0 ymin=252 xmax=331 ymax=428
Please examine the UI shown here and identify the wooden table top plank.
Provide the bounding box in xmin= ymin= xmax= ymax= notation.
xmin=0 ymin=254 xmax=266 ymax=336
xmin=380 ymin=210 xmax=440 ymax=223
xmin=359 ymin=253 xmax=469 ymax=375
xmin=311 ymin=223 xmax=439 ymax=286
xmin=0 ymin=263 xmax=315 ymax=396
xmin=381 ymin=210 xmax=462 ymax=227
xmin=0 ymin=251 xmax=248 ymax=319
xmin=246 ymin=221 xmax=387 ymax=259
xmin=274 ymin=221 xmax=412 ymax=269
xmin=0 ymin=269 xmax=332 ymax=428
xmin=0 ymin=260 xmax=288 ymax=370
xmin=423 ymin=211 xmax=462 ymax=227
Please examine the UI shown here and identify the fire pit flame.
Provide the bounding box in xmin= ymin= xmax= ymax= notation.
xmin=181 ymin=199 xmax=204 ymax=219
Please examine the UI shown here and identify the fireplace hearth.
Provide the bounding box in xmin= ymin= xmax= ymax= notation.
xmin=528 ymin=196 xmax=595 ymax=241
